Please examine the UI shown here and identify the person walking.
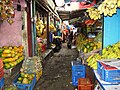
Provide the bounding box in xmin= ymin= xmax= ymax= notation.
xmin=67 ymin=30 xmax=73 ymax=49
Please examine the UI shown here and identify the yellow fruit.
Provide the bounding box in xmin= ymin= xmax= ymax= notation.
xmin=11 ymin=50 xmax=16 ymax=54
xmin=2 ymin=46 xmax=8 ymax=49
xmin=8 ymin=46 xmax=13 ymax=50
xmin=4 ymin=63 xmax=11 ymax=69
xmin=86 ymin=54 xmax=94 ymax=62
xmin=93 ymin=46 xmax=97 ymax=50
xmin=3 ymin=58 xmax=14 ymax=63
xmin=84 ymin=48 xmax=87 ymax=53
xmin=9 ymin=62 xmax=14 ymax=67
xmin=31 ymin=74 xmax=35 ymax=78
xmin=3 ymin=49 xmax=11 ymax=53
xmin=118 ymin=1 xmax=120 ymax=7
xmin=91 ymin=62 xmax=97 ymax=70
xmin=22 ymin=78 xmax=29 ymax=84
xmin=2 ymin=53 xmax=11 ymax=58
xmin=18 ymin=77 xmax=23 ymax=81
xmin=28 ymin=74 xmax=34 ymax=80
xmin=20 ymin=72 xmax=25 ymax=77
xmin=24 ymin=74 xmax=28 ymax=78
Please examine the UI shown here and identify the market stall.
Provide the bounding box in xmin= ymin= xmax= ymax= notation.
xmin=0 ymin=0 xmax=27 ymax=89
xmin=83 ymin=0 xmax=120 ymax=89
xmin=70 ymin=0 xmax=120 ymax=89
xmin=35 ymin=12 xmax=48 ymax=54
xmin=0 ymin=0 xmax=27 ymax=72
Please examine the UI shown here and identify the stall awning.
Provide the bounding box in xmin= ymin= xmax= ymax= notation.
xmin=37 ymin=0 xmax=60 ymax=18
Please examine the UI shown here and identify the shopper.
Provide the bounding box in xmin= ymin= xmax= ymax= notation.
xmin=67 ymin=30 xmax=73 ymax=49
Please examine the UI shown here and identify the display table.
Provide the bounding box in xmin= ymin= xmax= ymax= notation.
xmin=94 ymin=70 xmax=120 ymax=90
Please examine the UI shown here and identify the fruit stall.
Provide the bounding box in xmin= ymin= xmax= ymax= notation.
xmin=36 ymin=12 xmax=48 ymax=55
xmin=35 ymin=0 xmax=61 ymax=56
xmin=12 ymin=56 xmax=42 ymax=90
xmin=77 ymin=0 xmax=120 ymax=89
xmin=0 ymin=0 xmax=44 ymax=89
xmin=1 ymin=0 xmax=61 ymax=89
xmin=36 ymin=14 xmax=57 ymax=54
xmin=0 ymin=0 xmax=27 ymax=89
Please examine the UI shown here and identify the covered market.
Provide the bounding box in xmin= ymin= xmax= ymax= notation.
xmin=0 ymin=0 xmax=120 ymax=90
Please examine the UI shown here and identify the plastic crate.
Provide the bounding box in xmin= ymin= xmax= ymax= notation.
xmin=0 ymin=67 xmax=4 ymax=80
xmin=71 ymin=61 xmax=86 ymax=86
xmin=72 ymin=71 xmax=86 ymax=76
xmin=71 ymin=61 xmax=82 ymax=67
xmin=0 ymin=78 xmax=4 ymax=89
xmin=13 ymin=74 xmax=36 ymax=90
xmin=71 ymin=61 xmax=86 ymax=76
xmin=72 ymin=73 xmax=86 ymax=86
xmin=78 ymin=78 xmax=93 ymax=90
xmin=71 ymin=61 xmax=85 ymax=72
xmin=72 ymin=76 xmax=81 ymax=86
xmin=97 ymin=61 xmax=120 ymax=82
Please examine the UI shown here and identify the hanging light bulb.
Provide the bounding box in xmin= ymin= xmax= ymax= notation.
xmin=55 ymin=0 xmax=65 ymax=7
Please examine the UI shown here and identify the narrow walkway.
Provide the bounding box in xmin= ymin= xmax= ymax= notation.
xmin=34 ymin=43 xmax=79 ymax=90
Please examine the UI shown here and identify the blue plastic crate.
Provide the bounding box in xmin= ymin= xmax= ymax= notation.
xmin=0 ymin=78 xmax=4 ymax=89
xmin=72 ymin=71 xmax=86 ymax=85
xmin=13 ymin=74 xmax=36 ymax=90
xmin=71 ymin=61 xmax=86 ymax=75
xmin=71 ymin=61 xmax=85 ymax=71
xmin=72 ymin=65 xmax=85 ymax=71
xmin=72 ymin=66 xmax=86 ymax=72
xmin=72 ymin=71 xmax=86 ymax=77
xmin=71 ymin=61 xmax=86 ymax=86
xmin=97 ymin=61 xmax=120 ymax=83
xmin=71 ymin=61 xmax=81 ymax=66
xmin=72 ymin=76 xmax=79 ymax=86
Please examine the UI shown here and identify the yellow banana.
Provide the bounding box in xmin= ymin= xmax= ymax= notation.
xmin=86 ymin=54 xmax=94 ymax=62
xmin=117 ymin=0 xmax=120 ymax=7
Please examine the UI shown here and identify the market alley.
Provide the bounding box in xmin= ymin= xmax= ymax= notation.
xmin=34 ymin=43 xmax=79 ymax=90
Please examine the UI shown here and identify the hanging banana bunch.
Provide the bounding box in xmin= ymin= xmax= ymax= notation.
xmin=86 ymin=7 xmax=101 ymax=20
xmin=36 ymin=18 xmax=45 ymax=37
xmin=117 ymin=0 xmax=120 ymax=8
xmin=86 ymin=0 xmax=120 ymax=19
xmin=98 ymin=0 xmax=117 ymax=16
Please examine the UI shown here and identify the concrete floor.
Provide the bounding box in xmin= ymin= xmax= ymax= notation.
xmin=34 ymin=43 xmax=95 ymax=90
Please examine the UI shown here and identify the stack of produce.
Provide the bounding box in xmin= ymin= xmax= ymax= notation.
xmin=76 ymin=34 xmax=86 ymax=51
xmin=0 ymin=46 xmax=25 ymax=69
xmin=118 ymin=0 xmax=120 ymax=7
xmin=4 ymin=84 xmax=17 ymax=90
xmin=98 ymin=0 xmax=117 ymax=16
xmin=76 ymin=34 xmax=101 ymax=53
xmin=86 ymin=0 xmax=120 ymax=20
xmin=36 ymin=19 xmax=45 ymax=37
xmin=49 ymin=23 xmax=56 ymax=32
xmin=20 ymin=56 xmax=42 ymax=81
xmin=86 ymin=7 xmax=101 ymax=20
xmin=16 ymin=72 xmax=35 ymax=84
xmin=0 ymin=0 xmax=14 ymax=24
xmin=82 ymin=41 xmax=101 ymax=53
xmin=86 ymin=42 xmax=120 ymax=69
